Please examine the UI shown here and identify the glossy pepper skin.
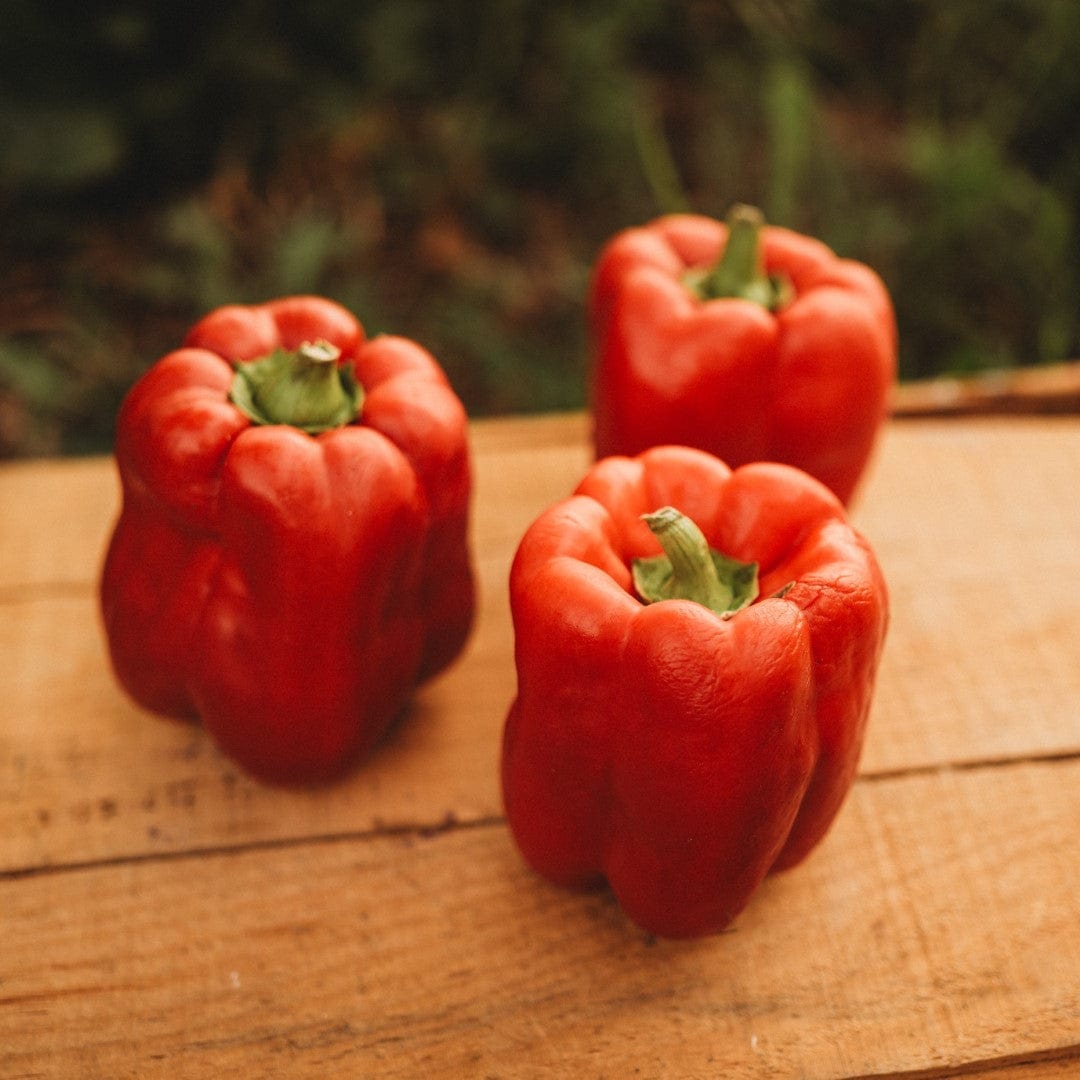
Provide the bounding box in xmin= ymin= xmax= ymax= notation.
xmin=500 ymin=445 xmax=888 ymax=938
xmin=589 ymin=208 xmax=897 ymax=505
xmin=100 ymin=296 xmax=474 ymax=784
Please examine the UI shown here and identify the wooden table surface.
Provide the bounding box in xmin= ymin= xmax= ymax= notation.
xmin=2 ymin=411 xmax=1078 ymax=1079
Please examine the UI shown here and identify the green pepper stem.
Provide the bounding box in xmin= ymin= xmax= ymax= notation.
xmin=633 ymin=507 xmax=759 ymax=617
xmin=685 ymin=203 xmax=792 ymax=310
xmin=644 ymin=507 xmax=724 ymax=599
xmin=229 ymin=339 xmax=363 ymax=434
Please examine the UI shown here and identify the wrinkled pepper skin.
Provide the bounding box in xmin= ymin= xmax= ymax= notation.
xmin=101 ymin=296 xmax=474 ymax=783
xmin=589 ymin=212 xmax=898 ymax=505
xmin=500 ymin=446 xmax=888 ymax=938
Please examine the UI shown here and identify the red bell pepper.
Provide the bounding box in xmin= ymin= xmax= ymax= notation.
xmin=500 ymin=445 xmax=888 ymax=938
xmin=588 ymin=205 xmax=897 ymax=504
xmin=100 ymin=295 xmax=474 ymax=783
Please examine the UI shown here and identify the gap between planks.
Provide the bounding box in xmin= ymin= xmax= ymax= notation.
xmin=3 ymin=749 xmax=1077 ymax=885
xmin=844 ymin=1042 xmax=1080 ymax=1080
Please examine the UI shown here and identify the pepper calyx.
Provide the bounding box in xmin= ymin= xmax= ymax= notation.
xmin=684 ymin=203 xmax=793 ymax=311
xmin=230 ymin=340 xmax=362 ymax=434
xmin=633 ymin=506 xmax=759 ymax=618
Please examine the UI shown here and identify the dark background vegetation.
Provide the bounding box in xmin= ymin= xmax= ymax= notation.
xmin=2 ymin=0 xmax=1078 ymax=456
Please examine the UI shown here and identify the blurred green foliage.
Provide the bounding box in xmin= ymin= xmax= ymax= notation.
xmin=1 ymin=0 xmax=1078 ymax=455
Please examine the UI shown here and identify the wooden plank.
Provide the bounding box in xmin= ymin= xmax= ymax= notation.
xmin=2 ymin=417 xmax=1078 ymax=873
xmin=0 ymin=456 xmax=117 ymax=594
xmin=2 ymin=759 xmax=1078 ymax=1079
xmin=891 ymin=361 xmax=1080 ymax=417
xmin=0 ymin=584 xmax=508 ymax=874
xmin=854 ymin=417 xmax=1080 ymax=775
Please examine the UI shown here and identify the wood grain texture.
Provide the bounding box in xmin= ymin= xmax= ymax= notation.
xmin=854 ymin=418 xmax=1080 ymax=774
xmin=2 ymin=761 xmax=1077 ymax=1078
xmin=2 ymin=412 xmax=1079 ymax=1078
